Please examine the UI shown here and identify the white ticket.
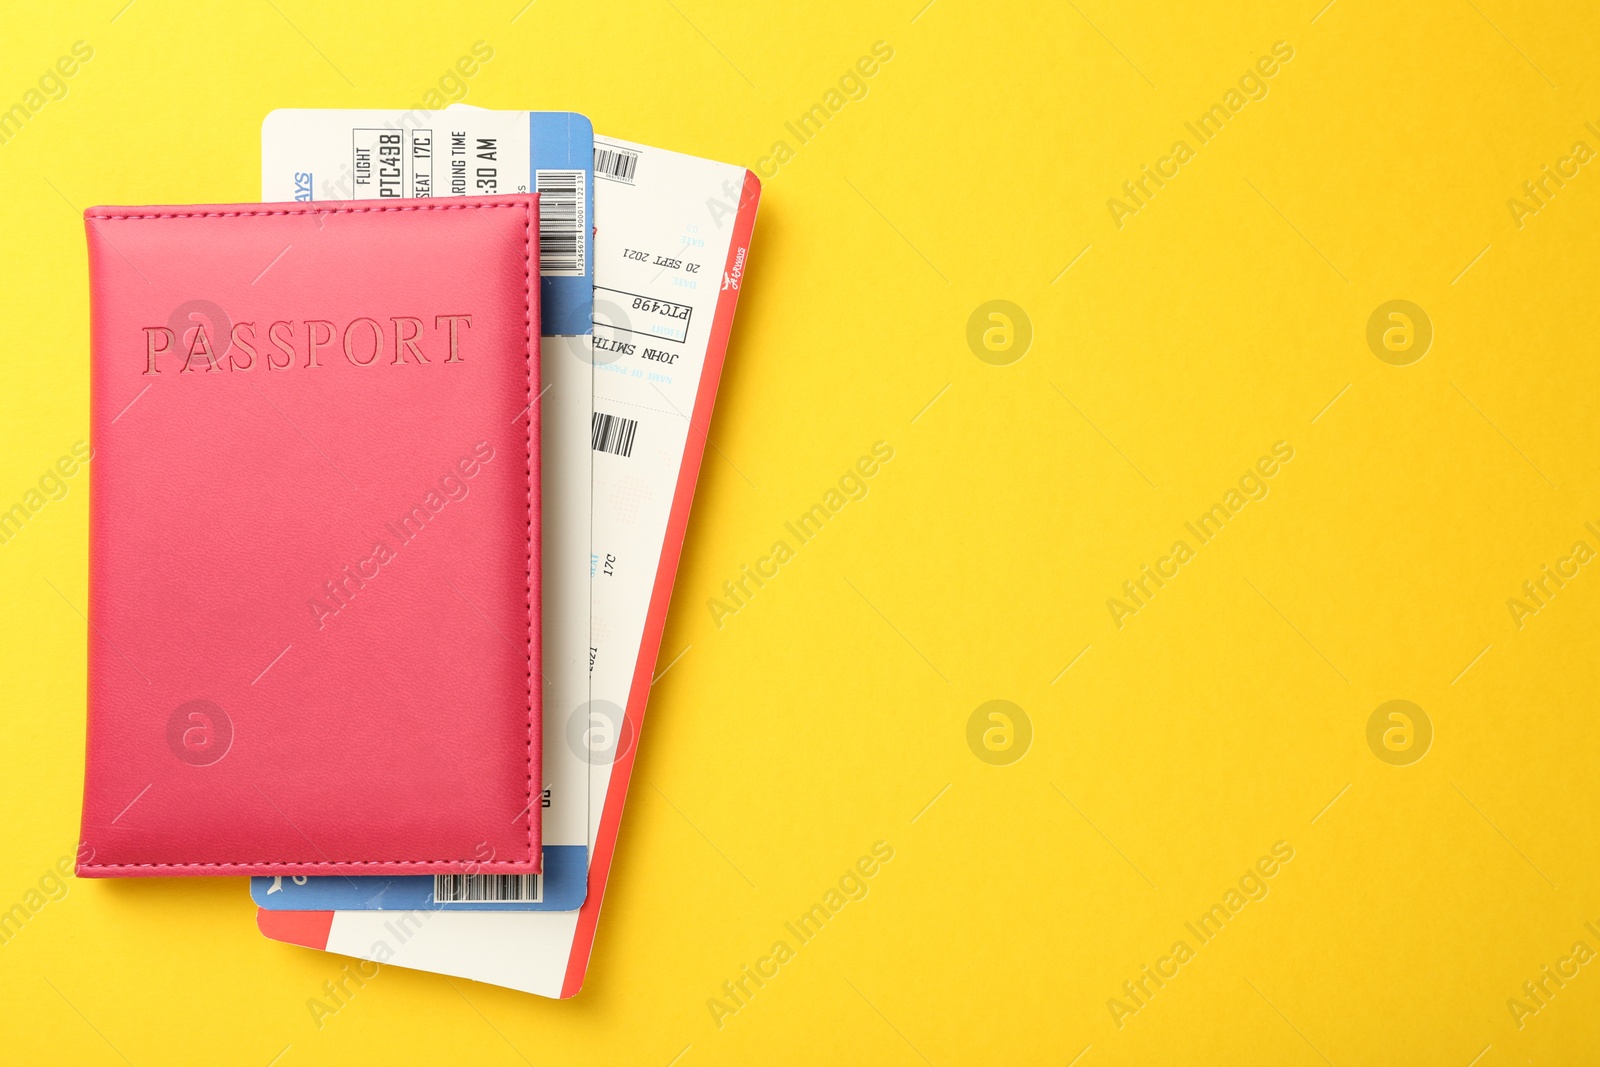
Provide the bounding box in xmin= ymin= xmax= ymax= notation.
xmin=259 ymin=108 xmax=594 ymax=886
xmin=256 ymin=116 xmax=761 ymax=997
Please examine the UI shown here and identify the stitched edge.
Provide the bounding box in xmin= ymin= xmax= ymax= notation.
xmin=78 ymin=860 xmax=542 ymax=870
xmin=83 ymin=196 xmax=541 ymax=869
xmin=85 ymin=203 xmax=528 ymax=220
xmin=522 ymin=196 xmax=538 ymax=867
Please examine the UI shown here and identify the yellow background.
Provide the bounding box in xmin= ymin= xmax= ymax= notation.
xmin=4 ymin=0 xmax=1599 ymax=1062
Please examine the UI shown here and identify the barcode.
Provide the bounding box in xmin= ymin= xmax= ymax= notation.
xmin=433 ymin=873 xmax=542 ymax=903
xmin=594 ymin=145 xmax=639 ymax=184
xmin=592 ymin=412 xmax=639 ymax=457
xmin=534 ymin=169 xmax=585 ymax=276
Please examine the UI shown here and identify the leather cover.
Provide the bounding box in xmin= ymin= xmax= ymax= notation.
xmin=80 ymin=196 xmax=541 ymax=877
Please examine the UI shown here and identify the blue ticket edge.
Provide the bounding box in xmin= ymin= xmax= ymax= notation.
xmin=532 ymin=110 xmax=595 ymax=337
xmin=252 ymin=111 xmax=595 ymax=912
xmin=251 ymin=845 xmax=587 ymax=911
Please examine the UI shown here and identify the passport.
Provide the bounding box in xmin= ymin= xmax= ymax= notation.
xmin=79 ymin=195 xmax=544 ymax=877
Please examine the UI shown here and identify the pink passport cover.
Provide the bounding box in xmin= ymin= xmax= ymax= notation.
xmin=80 ymin=196 xmax=541 ymax=877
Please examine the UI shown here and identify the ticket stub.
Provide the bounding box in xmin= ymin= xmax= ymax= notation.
xmin=256 ymin=125 xmax=760 ymax=995
xmin=255 ymin=107 xmax=594 ymax=910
